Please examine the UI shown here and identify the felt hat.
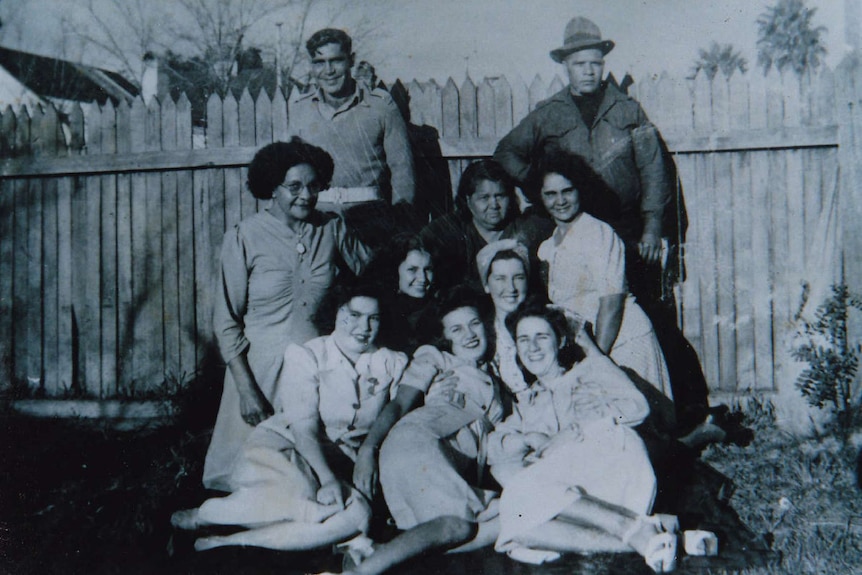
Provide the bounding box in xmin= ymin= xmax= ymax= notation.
xmin=476 ymin=239 xmax=530 ymax=285
xmin=550 ymin=17 xmax=615 ymax=63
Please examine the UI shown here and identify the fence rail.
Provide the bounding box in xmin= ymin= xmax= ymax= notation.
xmin=0 ymin=61 xmax=858 ymax=398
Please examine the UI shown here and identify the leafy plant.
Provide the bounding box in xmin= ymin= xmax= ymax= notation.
xmin=792 ymin=284 xmax=862 ymax=441
xmin=691 ymin=41 xmax=748 ymax=80
xmin=756 ymin=0 xmax=827 ymax=76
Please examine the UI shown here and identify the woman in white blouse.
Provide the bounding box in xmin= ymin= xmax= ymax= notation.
xmin=172 ymin=282 xmax=414 ymax=552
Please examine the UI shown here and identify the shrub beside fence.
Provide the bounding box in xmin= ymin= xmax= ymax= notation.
xmin=0 ymin=59 xmax=860 ymax=399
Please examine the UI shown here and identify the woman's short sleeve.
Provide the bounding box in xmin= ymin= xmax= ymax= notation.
xmin=279 ymin=343 xmax=321 ymax=424
xmin=596 ymin=224 xmax=627 ymax=296
xmin=398 ymin=345 xmax=445 ymax=393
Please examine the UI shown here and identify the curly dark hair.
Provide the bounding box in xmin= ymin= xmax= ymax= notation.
xmin=246 ymin=137 xmax=334 ymax=200
xmin=417 ymin=285 xmax=494 ymax=361
xmin=306 ymin=28 xmax=352 ymax=57
xmin=528 ymin=151 xmax=606 ymax=216
xmin=366 ymin=232 xmax=438 ymax=297
xmin=454 ymin=159 xmax=520 ymax=222
xmin=505 ymin=297 xmax=581 ymax=376
xmin=312 ymin=278 xmax=387 ymax=336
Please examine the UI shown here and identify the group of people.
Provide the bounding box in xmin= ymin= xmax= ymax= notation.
xmin=169 ymin=17 xmax=742 ymax=574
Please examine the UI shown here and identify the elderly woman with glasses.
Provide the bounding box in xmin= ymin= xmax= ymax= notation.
xmin=203 ymin=137 xmax=373 ymax=492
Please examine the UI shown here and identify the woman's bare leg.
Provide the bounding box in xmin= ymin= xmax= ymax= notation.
xmin=553 ymin=494 xmax=663 ymax=556
xmin=194 ymin=495 xmax=370 ymax=552
xmin=344 ymin=516 xmax=476 ymax=575
xmin=515 ymin=520 xmax=630 ymax=554
xmin=448 ymin=516 xmax=499 ymax=553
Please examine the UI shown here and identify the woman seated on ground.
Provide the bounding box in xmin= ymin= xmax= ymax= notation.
xmin=488 ymin=301 xmax=677 ymax=573
xmin=366 ymin=232 xmax=437 ymax=356
xmin=336 ymin=286 xmax=505 ymax=575
xmin=475 ymin=239 xmax=544 ymax=397
xmin=534 ymin=150 xmax=674 ymax=428
xmin=172 ymin=282 xmax=415 ymax=552
xmin=204 ymin=137 xmax=372 ymax=492
xmin=419 ymin=158 xmax=552 ymax=292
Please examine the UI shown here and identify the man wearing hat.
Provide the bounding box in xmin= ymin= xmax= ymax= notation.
xmin=494 ymin=17 xmax=671 ymax=285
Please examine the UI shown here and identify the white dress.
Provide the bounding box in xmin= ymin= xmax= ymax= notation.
xmin=196 ymin=336 xmax=407 ymax=533
xmin=488 ymin=353 xmax=656 ymax=552
xmin=538 ymin=213 xmax=672 ymax=399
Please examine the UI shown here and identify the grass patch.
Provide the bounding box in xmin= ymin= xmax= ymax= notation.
xmin=702 ymin=396 xmax=862 ymax=574
xmin=1 ymin=393 xmax=860 ymax=574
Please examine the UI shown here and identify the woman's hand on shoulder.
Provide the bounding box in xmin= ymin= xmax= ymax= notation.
xmin=425 ymin=369 xmax=460 ymax=402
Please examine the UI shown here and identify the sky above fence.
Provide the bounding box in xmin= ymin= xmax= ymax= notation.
xmin=0 ymin=0 xmax=849 ymax=89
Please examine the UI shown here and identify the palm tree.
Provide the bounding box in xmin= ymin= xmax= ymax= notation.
xmin=756 ymin=0 xmax=827 ymax=75
xmin=692 ymin=42 xmax=748 ymax=80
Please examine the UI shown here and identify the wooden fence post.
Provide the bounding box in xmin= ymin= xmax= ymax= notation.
xmin=836 ymin=53 xmax=862 ymax=397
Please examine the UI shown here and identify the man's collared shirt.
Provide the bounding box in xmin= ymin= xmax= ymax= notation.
xmin=289 ymin=84 xmax=415 ymax=204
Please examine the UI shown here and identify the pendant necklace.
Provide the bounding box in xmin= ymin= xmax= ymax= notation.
xmin=295 ymin=224 xmax=307 ymax=255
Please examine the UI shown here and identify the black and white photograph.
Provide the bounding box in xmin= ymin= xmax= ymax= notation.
xmin=1 ymin=1 xmax=861 ymax=573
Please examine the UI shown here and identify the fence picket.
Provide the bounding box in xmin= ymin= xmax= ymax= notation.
xmin=750 ymin=149 xmax=775 ymax=391
xmin=141 ymin=99 xmax=164 ymax=393
xmin=222 ymin=93 xmax=242 ymax=231
xmin=767 ymin=150 xmax=791 ymax=382
xmin=55 ymin=175 xmax=74 ymax=394
xmin=782 ymin=72 xmax=802 ymax=128
xmin=693 ymin=72 xmax=712 ymax=133
xmin=528 ymin=74 xmax=544 ymax=112
xmin=694 ymin=153 xmax=720 ymax=389
xmin=440 ymin=78 xmax=468 ymax=139
xmin=238 ymin=89 xmax=256 ymax=219
xmin=407 ymin=80 xmax=424 ymax=125
xmin=748 ymin=70 xmax=768 ymax=130
xmin=765 ymin=69 xmax=784 ymax=128
xmin=454 ymin=77 xmax=473 ymax=139
xmin=255 ymin=89 xmax=273 ymax=146
xmin=127 ymin=98 xmax=148 ymax=393
xmin=175 ymin=94 xmax=197 ymax=376
xmin=68 ymin=103 xmax=84 ymax=155
xmin=161 ymin=96 xmax=181 ymax=383
xmin=99 ymin=100 xmax=118 ymax=396
xmin=477 ymin=78 xmax=495 ymax=138
xmin=0 ymin=175 xmax=13 ymax=390
xmin=813 ymin=67 xmax=836 ymax=125
xmin=510 ymin=75 xmax=529 ymax=127
xmin=115 ymin=101 xmax=134 ymax=391
xmin=728 ymin=71 xmax=749 ymax=131
xmin=731 ymin=152 xmax=756 ymax=390
xmin=423 ymin=80 xmax=442 ymax=132
xmin=0 ymin=106 xmax=14 ymax=157
xmin=272 ymin=88 xmax=289 ymax=142
xmin=492 ymin=76 xmax=513 ymax=135
xmin=712 ymin=73 xmax=730 ymax=133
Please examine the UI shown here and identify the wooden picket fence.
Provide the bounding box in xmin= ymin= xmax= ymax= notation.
xmin=1 ymin=56 xmax=861 ymax=399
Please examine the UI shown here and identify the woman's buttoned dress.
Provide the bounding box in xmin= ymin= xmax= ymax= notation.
xmin=204 ymin=210 xmax=370 ymax=492
xmin=197 ymin=336 xmax=407 ymax=530
xmin=538 ymin=213 xmax=672 ymax=399
xmin=488 ymin=353 xmax=656 ymax=552
xmin=379 ymin=345 xmax=504 ymax=529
